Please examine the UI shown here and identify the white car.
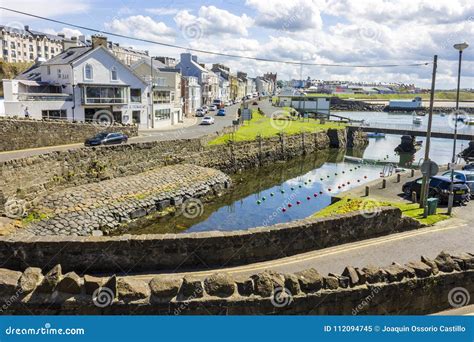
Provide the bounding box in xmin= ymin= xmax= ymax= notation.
xmin=201 ymin=105 xmax=209 ymax=113
xmin=209 ymin=104 xmax=218 ymax=111
xmin=200 ymin=116 xmax=215 ymax=125
xmin=224 ymin=101 xmax=232 ymax=106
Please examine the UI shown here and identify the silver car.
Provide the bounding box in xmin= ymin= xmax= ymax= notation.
xmin=442 ymin=170 xmax=474 ymax=197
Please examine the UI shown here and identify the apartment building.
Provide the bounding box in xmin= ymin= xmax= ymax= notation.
xmin=181 ymin=76 xmax=201 ymax=117
xmin=131 ymin=58 xmax=183 ymax=128
xmin=3 ymin=39 xmax=150 ymax=128
xmin=0 ymin=25 xmax=63 ymax=63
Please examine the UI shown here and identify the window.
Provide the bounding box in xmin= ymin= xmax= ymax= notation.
xmin=154 ymin=109 xmax=171 ymax=121
xmin=41 ymin=110 xmax=67 ymax=120
xmin=57 ymin=68 xmax=62 ymax=79
xmin=84 ymin=63 xmax=93 ymax=80
xmin=132 ymin=110 xmax=141 ymax=124
xmin=153 ymin=90 xmax=170 ymax=104
xmin=47 ymin=66 xmax=51 ymax=75
xmin=130 ymin=88 xmax=141 ymax=103
xmin=84 ymin=86 xmax=126 ymax=104
xmin=110 ymin=66 xmax=118 ymax=81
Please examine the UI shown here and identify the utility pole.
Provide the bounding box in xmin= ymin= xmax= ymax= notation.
xmin=448 ymin=42 xmax=469 ymax=215
xmin=420 ymin=55 xmax=437 ymax=217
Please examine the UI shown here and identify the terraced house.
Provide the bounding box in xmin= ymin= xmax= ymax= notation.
xmin=2 ymin=36 xmax=150 ymax=128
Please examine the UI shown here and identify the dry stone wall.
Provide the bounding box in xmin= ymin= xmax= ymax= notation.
xmin=0 ymin=207 xmax=420 ymax=273
xmin=0 ymin=251 xmax=472 ymax=315
xmin=0 ymin=117 xmax=138 ymax=152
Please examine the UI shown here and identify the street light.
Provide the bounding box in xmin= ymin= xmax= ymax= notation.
xmin=447 ymin=42 xmax=469 ymax=215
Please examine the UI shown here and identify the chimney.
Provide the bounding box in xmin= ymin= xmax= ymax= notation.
xmin=62 ymin=39 xmax=77 ymax=51
xmin=58 ymin=33 xmax=66 ymax=38
xmin=24 ymin=25 xmax=29 ymax=32
xmin=91 ymin=35 xmax=108 ymax=49
xmin=78 ymin=35 xmax=86 ymax=44
xmin=191 ymin=55 xmax=198 ymax=63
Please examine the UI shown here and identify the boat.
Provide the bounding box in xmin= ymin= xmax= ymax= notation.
xmin=367 ymin=132 xmax=386 ymax=138
xmin=440 ymin=113 xmax=446 ymax=117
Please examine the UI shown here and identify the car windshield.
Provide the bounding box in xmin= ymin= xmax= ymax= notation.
xmin=94 ymin=133 xmax=108 ymax=139
xmin=465 ymin=174 xmax=474 ymax=181
xmin=203 ymin=117 xmax=211 ymax=120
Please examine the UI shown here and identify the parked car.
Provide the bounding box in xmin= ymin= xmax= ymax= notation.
xmin=441 ymin=170 xmax=474 ymax=197
xmin=84 ymin=132 xmax=128 ymax=146
xmin=201 ymin=105 xmax=209 ymax=113
xmin=209 ymin=104 xmax=218 ymax=111
xmin=402 ymin=176 xmax=470 ymax=204
xmin=463 ymin=163 xmax=474 ymax=171
xmin=216 ymin=109 xmax=226 ymax=116
xmin=200 ymin=116 xmax=215 ymax=125
xmin=195 ymin=108 xmax=205 ymax=117
xmin=224 ymin=101 xmax=232 ymax=107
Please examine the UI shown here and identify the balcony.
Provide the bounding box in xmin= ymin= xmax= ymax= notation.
xmin=18 ymin=93 xmax=73 ymax=101
xmin=82 ymin=86 xmax=127 ymax=105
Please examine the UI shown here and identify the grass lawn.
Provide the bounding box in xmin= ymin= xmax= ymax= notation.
xmin=312 ymin=197 xmax=449 ymax=226
xmin=208 ymin=110 xmax=346 ymax=145
xmin=303 ymin=91 xmax=474 ymax=101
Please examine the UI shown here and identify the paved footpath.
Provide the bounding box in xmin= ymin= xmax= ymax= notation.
xmin=18 ymin=164 xmax=230 ymax=237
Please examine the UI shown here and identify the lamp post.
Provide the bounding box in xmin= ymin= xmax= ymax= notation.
xmin=447 ymin=42 xmax=469 ymax=215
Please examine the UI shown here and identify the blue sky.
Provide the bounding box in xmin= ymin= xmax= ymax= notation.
xmin=1 ymin=0 xmax=473 ymax=88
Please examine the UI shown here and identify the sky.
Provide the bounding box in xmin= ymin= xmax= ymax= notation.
xmin=1 ymin=0 xmax=473 ymax=89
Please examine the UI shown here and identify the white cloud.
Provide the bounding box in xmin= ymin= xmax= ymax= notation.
xmin=146 ymin=7 xmax=181 ymax=16
xmin=43 ymin=28 xmax=84 ymax=38
xmin=174 ymin=6 xmax=254 ymax=39
xmin=245 ymin=0 xmax=324 ymax=31
xmin=104 ymin=15 xmax=176 ymax=43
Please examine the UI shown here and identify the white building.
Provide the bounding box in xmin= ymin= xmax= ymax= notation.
xmin=1 ymin=25 xmax=63 ymax=63
xmin=131 ymin=58 xmax=183 ymax=128
xmin=182 ymin=76 xmax=201 ymax=117
xmin=3 ymin=40 xmax=150 ymax=128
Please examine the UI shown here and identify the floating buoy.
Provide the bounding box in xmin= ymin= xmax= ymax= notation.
xmin=342 ymin=184 xmax=345 ymax=187
xmin=288 ymin=203 xmax=292 ymax=208
xmin=270 ymin=193 xmax=274 ymax=196
xmin=314 ymin=193 xmax=318 ymax=197
xmin=304 ymin=182 xmax=307 ymax=185
xmin=319 ymin=191 xmax=323 ymax=195
xmin=307 ymin=196 xmax=311 ymax=200
xmin=320 ymin=178 xmax=323 ymax=181
xmin=349 ymin=169 xmax=353 ymax=172
xmin=308 ymin=179 xmax=312 ymax=182
xmin=327 ymin=175 xmax=330 ymax=178
xmin=282 ymin=208 xmax=287 ymax=212
xmin=328 ymin=188 xmax=332 ymax=192
xmin=281 ymin=190 xmax=285 ymax=193
xmin=338 ymin=186 xmax=342 ymax=189
xmin=296 ymin=201 xmax=301 ymax=205
xmin=364 ymin=176 xmax=368 ymax=179
xmin=298 ymin=185 xmax=302 ymax=188
xmin=262 ymin=197 xmax=266 ymax=201
xmin=342 ymin=171 xmax=345 ymax=174
xmin=357 ymin=179 xmax=361 ymax=182
xmin=291 ymin=187 xmax=295 ymax=191
xmin=335 ymin=173 xmax=338 ymax=176
xmin=257 ymin=200 xmax=261 ymax=204
xmin=347 ymin=181 xmax=350 ymax=184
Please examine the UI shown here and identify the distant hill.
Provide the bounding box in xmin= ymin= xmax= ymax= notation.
xmin=0 ymin=61 xmax=34 ymax=97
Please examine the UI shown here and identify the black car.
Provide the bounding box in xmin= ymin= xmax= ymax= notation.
xmin=84 ymin=132 xmax=128 ymax=146
xmin=463 ymin=163 xmax=474 ymax=171
xmin=402 ymin=176 xmax=470 ymax=204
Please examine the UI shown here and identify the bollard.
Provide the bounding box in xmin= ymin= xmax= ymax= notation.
xmin=397 ymin=174 xmax=401 ymax=183
xmin=365 ymin=186 xmax=370 ymax=197
xmin=411 ymin=191 xmax=417 ymax=203
xmin=382 ymin=179 xmax=386 ymax=189
xmin=410 ymin=169 xmax=415 ymax=177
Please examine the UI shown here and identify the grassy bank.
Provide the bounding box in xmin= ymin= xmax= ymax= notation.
xmin=208 ymin=110 xmax=346 ymax=145
xmin=313 ymin=197 xmax=449 ymax=225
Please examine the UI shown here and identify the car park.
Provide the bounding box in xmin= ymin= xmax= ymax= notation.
xmin=200 ymin=116 xmax=215 ymax=125
xmin=441 ymin=170 xmax=474 ymax=197
xmin=84 ymin=132 xmax=128 ymax=146
xmin=402 ymin=175 xmax=470 ymax=204
xmin=216 ymin=109 xmax=226 ymax=116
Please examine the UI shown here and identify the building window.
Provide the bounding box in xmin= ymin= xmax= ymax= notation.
xmin=57 ymin=68 xmax=62 ymax=79
xmin=110 ymin=66 xmax=118 ymax=81
xmin=84 ymin=86 xmax=126 ymax=104
xmin=154 ymin=109 xmax=171 ymax=121
xmin=47 ymin=66 xmax=51 ymax=75
xmin=153 ymin=90 xmax=170 ymax=104
xmin=130 ymin=89 xmax=142 ymax=103
xmin=132 ymin=110 xmax=141 ymax=124
xmin=41 ymin=110 xmax=67 ymax=120
xmin=84 ymin=63 xmax=93 ymax=80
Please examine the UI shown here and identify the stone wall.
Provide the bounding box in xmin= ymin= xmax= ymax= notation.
xmin=0 ymin=251 xmax=472 ymax=315
xmin=0 ymin=130 xmax=352 ymax=209
xmin=0 ymin=207 xmax=420 ymax=273
xmin=0 ymin=117 xmax=138 ymax=152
